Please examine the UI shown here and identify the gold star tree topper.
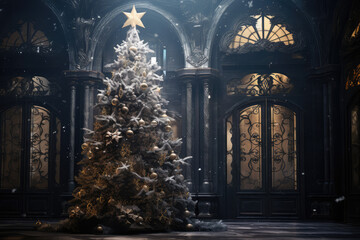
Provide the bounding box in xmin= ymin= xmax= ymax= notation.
xmin=122 ymin=5 xmax=146 ymax=28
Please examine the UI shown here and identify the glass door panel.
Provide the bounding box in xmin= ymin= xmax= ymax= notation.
xmin=271 ymin=105 xmax=297 ymax=191
xmin=239 ymin=105 xmax=262 ymax=190
xmin=0 ymin=106 xmax=22 ymax=189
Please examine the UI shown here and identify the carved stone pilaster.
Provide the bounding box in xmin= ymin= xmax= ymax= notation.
xmin=64 ymin=70 xmax=103 ymax=192
xmin=176 ymin=68 xmax=219 ymax=217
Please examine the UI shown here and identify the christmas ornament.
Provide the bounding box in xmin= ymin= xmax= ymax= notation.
xmin=96 ymin=225 xmax=104 ymax=234
xmin=186 ymin=223 xmax=193 ymax=230
xmin=140 ymin=81 xmax=148 ymax=91
xmin=129 ymin=46 xmax=138 ymax=52
xmin=161 ymin=113 xmax=168 ymax=118
xmin=108 ymin=197 xmax=116 ymax=205
xmin=87 ymin=151 xmax=94 ymax=159
xmin=136 ymin=216 xmax=144 ymax=223
xmin=160 ymin=190 xmax=165 ymax=196
xmin=143 ymin=184 xmax=149 ymax=192
xmin=35 ymin=220 xmax=42 ymax=226
xmin=106 ymin=85 xmax=111 ymax=95
xmin=151 ymin=120 xmax=158 ymax=127
xmin=165 ymin=125 xmax=172 ymax=132
xmin=77 ymin=189 xmax=85 ymax=198
xmin=126 ymin=128 xmax=134 ymax=138
xmin=118 ymin=88 xmax=124 ymax=98
xmin=142 ymin=71 xmax=147 ymax=77
xmin=178 ymin=174 xmax=184 ymax=181
xmin=150 ymin=172 xmax=158 ymax=179
xmin=155 ymin=104 xmax=161 ymax=109
xmin=115 ymin=167 xmax=121 ymax=175
xmin=169 ymin=151 xmax=177 ymax=160
xmin=122 ymin=5 xmax=146 ymax=28
xmin=139 ymin=118 xmax=145 ymax=126
xmin=81 ymin=142 xmax=88 ymax=150
xmin=153 ymin=146 xmax=159 ymax=151
xmin=164 ymin=118 xmax=171 ymax=125
xmin=122 ymin=106 xmax=129 ymax=114
xmin=184 ymin=209 xmax=191 ymax=217
xmin=111 ymin=97 xmax=119 ymax=106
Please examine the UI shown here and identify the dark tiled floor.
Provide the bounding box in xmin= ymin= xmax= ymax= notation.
xmin=0 ymin=221 xmax=360 ymax=239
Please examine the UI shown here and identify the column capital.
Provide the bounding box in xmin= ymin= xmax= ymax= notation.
xmin=63 ymin=70 xmax=104 ymax=86
xmin=176 ymin=68 xmax=219 ymax=83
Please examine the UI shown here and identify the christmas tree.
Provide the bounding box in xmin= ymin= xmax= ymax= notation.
xmin=60 ymin=6 xmax=199 ymax=234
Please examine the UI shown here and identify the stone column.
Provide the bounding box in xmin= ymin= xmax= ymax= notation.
xmin=307 ymin=65 xmax=340 ymax=218
xmin=176 ymin=68 xmax=219 ymax=217
xmin=68 ymin=83 xmax=77 ymax=192
xmin=64 ymin=70 xmax=103 ymax=192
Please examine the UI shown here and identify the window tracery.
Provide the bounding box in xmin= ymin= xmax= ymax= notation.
xmin=229 ymin=15 xmax=294 ymax=49
xmin=0 ymin=22 xmax=52 ymax=53
xmin=227 ymin=73 xmax=293 ymax=96
xmin=220 ymin=13 xmax=302 ymax=54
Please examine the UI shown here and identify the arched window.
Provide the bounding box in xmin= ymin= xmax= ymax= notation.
xmin=229 ymin=15 xmax=294 ymax=49
xmin=226 ymin=73 xmax=293 ymax=96
xmin=0 ymin=21 xmax=52 ymax=54
xmin=220 ymin=13 xmax=301 ymax=54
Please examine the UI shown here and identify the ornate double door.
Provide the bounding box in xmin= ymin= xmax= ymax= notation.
xmin=226 ymin=100 xmax=302 ymax=218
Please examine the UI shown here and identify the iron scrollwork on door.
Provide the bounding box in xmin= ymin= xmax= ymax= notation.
xmin=271 ymin=105 xmax=297 ymax=191
xmin=227 ymin=73 xmax=293 ymax=97
xmin=239 ymin=105 xmax=262 ymax=190
xmin=29 ymin=106 xmax=52 ymax=189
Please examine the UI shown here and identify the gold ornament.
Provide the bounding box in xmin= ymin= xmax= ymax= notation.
xmin=122 ymin=5 xmax=146 ymax=28
xmin=111 ymin=97 xmax=119 ymax=106
xmin=136 ymin=216 xmax=144 ymax=223
xmin=161 ymin=113 xmax=168 ymax=118
xmin=96 ymin=225 xmax=104 ymax=233
xmin=178 ymin=174 xmax=184 ymax=181
xmin=139 ymin=119 xmax=145 ymax=126
xmin=106 ymin=85 xmax=111 ymax=95
xmin=81 ymin=142 xmax=88 ymax=150
xmin=164 ymin=118 xmax=171 ymax=125
xmin=142 ymin=71 xmax=147 ymax=77
xmin=115 ymin=167 xmax=121 ymax=175
xmin=108 ymin=197 xmax=116 ymax=205
xmin=186 ymin=223 xmax=193 ymax=230
xmin=155 ymin=104 xmax=161 ymax=109
xmin=160 ymin=190 xmax=165 ymax=196
xmin=169 ymin=151 xmax=177 ymax=160
xmin=129 ymin=46 xmax=138 ymax=53
xmin=87 ymin=151 xmax=94 ymax=159
xmin=153 ymin=146 xmax=159 ymax=151
xmin=118 ymin=88 xmax=124 ymax=98
xmin=126 ymin=128 xmax=134 ymax=138
xmin=121 ymin=106 xmax=129 ymax=114
xmin=165 ymin=125 xmax=172 ymax=132
xmin=77 ymin=189 xmax=86 ymax=198
xmin=185 ymin=209 xmax=191 ymax=217
xmin=151 ymin=120 xmax=158 ymax=127
xmin=150 ymin=172 xmax=158 ymax=179
xmin=140 ymin=81 xmax=148 ymax=91
xmin=143 ymin=184 xmax=149 ymax=192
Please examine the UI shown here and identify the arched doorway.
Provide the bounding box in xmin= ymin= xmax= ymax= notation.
xmin=225 ymin=100 xmax=301 ymax=218
xmin=0 ymin=103 xmax=62 ymax=216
